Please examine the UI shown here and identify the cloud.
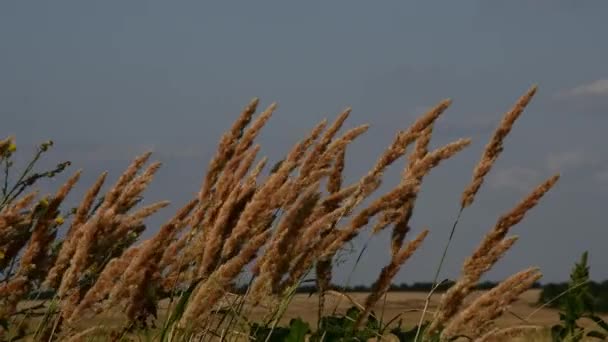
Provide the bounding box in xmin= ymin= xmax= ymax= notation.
xmin=563 ymin=79 xmax=608 ymax=98
xmin=489 ymin=166 xmax=541 ymax=192
xmin=551 ymin=79 xmax=608 ymax=115
xmin=545 ymin=150 xmax=590 ymax=172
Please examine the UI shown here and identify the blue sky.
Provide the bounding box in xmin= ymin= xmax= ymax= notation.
xmin=2 ymin=1 xmax=608 ymax=284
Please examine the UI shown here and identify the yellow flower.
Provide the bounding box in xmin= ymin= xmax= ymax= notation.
xmin=54 ymin=216 xmax=65 ymax=225
xmin=8 ymin=143 xmax=16 ymax=153
xmin=39 ymin=198 xmax=49 ymax=207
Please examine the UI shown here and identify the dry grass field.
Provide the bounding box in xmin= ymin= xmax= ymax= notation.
xmin=15 ymin=289 xmax=608 ymax=340
xmin=231 ymin=289 xmax=608 ymax=330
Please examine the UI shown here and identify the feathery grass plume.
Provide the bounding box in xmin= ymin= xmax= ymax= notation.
xmin=300 ymin=108 xmax=351 ymax=179
xmin=461 ymin=86 xmax=537 ymax=209
xmin=5 ymin=192 xmax=37 ymax=214
xmin=59 ymin=154 xmax=156 ymax=306
xmin=317 ymin=179 xmax=418 ymax=261
xmin=100 ymin=152 xmax=152 ymax=211
xmin=374 ymin=125 xmax=434 ymax=253
xmin=280 ymin=207 xmax=347 ymax=291
xmin=250 ymin=183 xmax=320 ymax=300
xmin=104 ymin=200 xmax=197 ymax=325
xmin=337 ymin=100 xmax=451 ymax=216
xmin=272 ymin=120 xmax=329 ymax=206
xmin=314 ymin=124 xmax=370 ymax=174
xmin=221 ymin=125 xmax=329 ymax=260
xmin=45 ymin=172 xmax=108 ymax=289
xmin=119 ymin=201 xmax=170 ymax=229
xmin=232 ymin=102 xmax=276 ymax=159
xmin=169 ymin=163 xmax=260 ymax=286
xmin=441 ymin=267 xmax=542 ymax=340
xmin=196 ymin=98 xmax=259 ymax=210
xmin=367 ymin=100 xmax=450 ymax=184
xmin=68 ymin=247 xmax=141 ymax=324
xmin=319 ymin=138 xmax=471 ymax=259
xmin=180 ymin=230 xmax=272 ymax=328
xmin=319 ymin=103 xmax=451 ymax=248
xmin=0 ymin=172 xmax=80 ymax=317
xmin=467 ymin=174 xmax=559 ymax=266
xmin=114 ymin=161 xmax=161 ymax=211
xmin=407 ymin=138 xmax=472 ymax=180
xmin=205 ymin=145 xmax=260 ymax=227
xmin=313 ymin=144 xmax=344 ymax=316
xmin=233 ymin=145 xmax=261 ymax=185
xmin=0 ymin=203 xmax=35 ymax=271
xmin=464 ymin=236 xmax=519 ymax=283
xmin=427 ymin=237 xmax=519 ymax=338
xmin=306 ymin=184 xmax=357 ymax=223
xmin=427 ymin=175 xmax=559 ymax=335
xmin=0 ymin=191 xmax=37 ymax=230
xmin=327 ymin=146 xmax=346 ymax=194
xmin=355 ymin=229 xmax=429 ymax=329
xmin=193 ymin=101 xmax=276 ymax=226
xmin=420 ymin=87 xmax=539 ymax=339
xmin=198 ymin=185 xmax=243 ymax=277
xmin=17 ymin=171 xmax=80 ymax=277
xmin=406 ymin=125 xmax=434 ymax=176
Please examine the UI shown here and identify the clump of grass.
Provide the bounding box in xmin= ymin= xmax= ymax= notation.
xmin=0 ymin=85 xmax=563 ymax=341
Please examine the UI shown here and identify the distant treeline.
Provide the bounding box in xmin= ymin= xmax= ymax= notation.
xmin=538 ymin=280 xmax=608 ymax=312
xmin=288 ymin=280 xmax=542 ymax=294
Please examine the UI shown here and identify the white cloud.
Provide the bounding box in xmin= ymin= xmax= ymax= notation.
xmin=489 ymin=166 xmax=541 ymax=192
xmin=560 ymin=79 xmax=608 ymax=98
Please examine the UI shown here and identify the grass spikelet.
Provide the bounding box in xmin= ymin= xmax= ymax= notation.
xmin=197 ymin=98 xmax=259 ymax=209
xmin=300 ymin=107 xmax=351 ymax=178
xmin=101 ymin=152 xmax=152 ymax=210
xmin=467 ymin=174 xmax=559 ymax=266
xmin=232 ymin=102 xmax=276 ymax=159
xmin=315 ymin=124 xmax=370 ymax=173
xmin=68 ymin=247 xmax=141 ymax=323
xmin=45 ymin=172 xmax=108 ymax=289
xmin=327 ymin=146 xmax=346 ymax=194
xmin=461 ymin=86 xmax=537 ymax=209
xmin=181 ymin=230 xmax=272 ymax=328
xmin=370 ymin=100 xmax=450 ymax=180
xmin=198 ymin=186 xmax=243 ymax=277
xmin=18 ymin=170 xmax=81 ymax=278
xmin=428 ymin=174 xmax=558 ymax=335
xmin=250 ymin=183 xmax=320 ymax=300
xmin=441 ymin=267 xmax=542 ymax=340
xmin=355 ymin=229 xmax=429 ymax=329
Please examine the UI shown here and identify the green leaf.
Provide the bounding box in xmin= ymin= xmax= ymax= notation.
xmin=285 ymin=318 xmax=310 ymax=342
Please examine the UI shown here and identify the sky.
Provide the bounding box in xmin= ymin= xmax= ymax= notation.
xmin=2 ymin=1 xmax=608 ymax=285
